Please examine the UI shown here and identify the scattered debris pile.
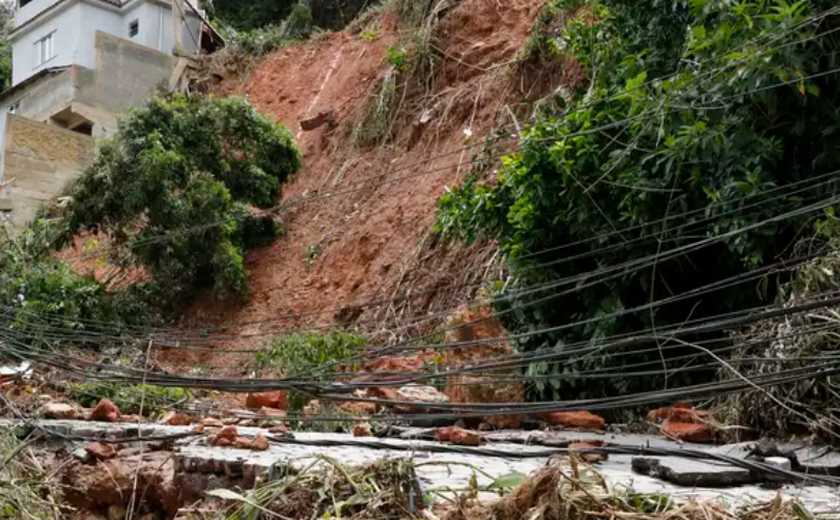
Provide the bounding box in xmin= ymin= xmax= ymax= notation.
xmin=215 ymin=457 xmax=422 ymax=520
xmin=439 ymin=458 xmax=818 ymax=520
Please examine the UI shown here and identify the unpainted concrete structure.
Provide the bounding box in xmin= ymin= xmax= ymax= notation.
xmin=0 ymin=31 xmax=175 ymax=226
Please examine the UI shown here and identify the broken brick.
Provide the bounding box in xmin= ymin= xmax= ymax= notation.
xmin=538 ymin=411 xmax=605 ymax=430
xmin=89 ymin=399 xmax=121 ymax=423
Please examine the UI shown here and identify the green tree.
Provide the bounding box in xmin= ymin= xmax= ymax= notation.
xmin=437 ymin=0 xmax=840 ymax=399
xmin=63 ymin=94 xmax=301 ymax=310
xmin=0 ymin=0 xmax=14 ymax=90
xmin=203 ymin=0 xmax=297 ymax=31
xmin=0 ymin=220 xmax=148 ymax=351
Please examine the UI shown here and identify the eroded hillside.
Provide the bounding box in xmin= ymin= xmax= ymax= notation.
xmin=169 ymin=0 xmax=553 ymax=367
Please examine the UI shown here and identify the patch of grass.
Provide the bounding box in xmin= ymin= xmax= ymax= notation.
xmin=0 ymin=430 xmax=65 ymax=518
xmin=218 ymin=457 xmax=421 ymax=520
xmin=69 ymin=382 xmax=192 ymax=416
xmin=351 ymin=68 xmax=401 ymax=147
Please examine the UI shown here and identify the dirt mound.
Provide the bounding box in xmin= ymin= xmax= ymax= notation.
xmin=168 ymin=0 xmax=550 ymax=370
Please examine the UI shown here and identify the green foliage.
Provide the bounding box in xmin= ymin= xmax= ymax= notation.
xmin=202 ymin=0 xmax=296 ymax=31
xmin=219 ymin=24 xmax=294 ymax=58
xmin=386 ymin=46 xmax=409 ymax=71
xmin=70 ymin=381 xmax=192 ymax=416
xmin=716 ymin=211 xmax=840 ymax=442
xmin=0 ymin=221 xmax=149 ymax=351
xmin=63 ymin=94 xmax=301 ymax=311
xmin=436 ymin=0 xmax=840 ymax=399
xmin=255 ymin=331 xmax=365 ymax=411
xmin=0 ymin=429 xmax=63 ymax=519
xmin=209 ymin=0 xmax=378 ymax=37
xmin=352 ymin=69 xmax=400 ymax=146
xmin=0 ymin=2 xmax=12 ymax=91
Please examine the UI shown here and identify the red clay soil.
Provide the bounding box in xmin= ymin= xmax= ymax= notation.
xmin=162 ymin=0 xmax=551 ymax=372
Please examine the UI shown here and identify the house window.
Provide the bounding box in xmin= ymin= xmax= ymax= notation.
xmin=33 ymin=32 xmax=56 ymax=68
xmin=129 ymin=20 xmax=139 ymax=38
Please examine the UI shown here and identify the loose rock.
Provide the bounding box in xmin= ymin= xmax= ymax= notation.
xmin=339 ymin=401 xmax=378 ymax=415
xmin=436 ymin=426 xmax=484 ymax=445
xmin=353 ymin=422 xmax=373 ymax=437
xmin=246 ymin=391 xmax=287 ymax=410
xmin=258 ymin=406 xmax=287 ymax=418
xmin=538 ymin=411 xmax=605 ymax=430
xmin=199 ymin=417 xmax=224 ymax=429
xmin=570 ymin=440 xmax=607 ymax=463
xmin=85 ymin=442 xmax=118 ymax=461
xmin=662 ymin=419 xmax=714 ymax=443
xmin=212 ymin=426 xmax=238 ymax=447
xmin=234 ymin=432 xmax=270 ymax=451
xmin=161 ymin=410 xmax=193 ymax=426
xmin=42 ymin=402 xmax=82 ymax=420
xmin=89 ymin=399 xmax=121 ymax=423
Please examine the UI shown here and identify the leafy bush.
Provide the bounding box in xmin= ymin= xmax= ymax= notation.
xmin=436 ymin=0 xmax=840 ymax=399
xmin=0 ymin=220 xmax=149 ymax=351
xmin=716 ymin=212 xmax=840 ymax=442
xmin=70 ymin=381 xmax=192 ymax=416
xmin=212 ymin=0 xmax=379 ymax=54
xmin=256 ymin=331 xmax=366 ymax=411
xmin=63 ymin=94 xmax=301 ymax=310
xmin=202 ymin=0 xmax=296 ymax=31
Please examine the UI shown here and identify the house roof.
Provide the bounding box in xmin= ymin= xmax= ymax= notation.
xmin=0 ymin=66 xmax=70 ymax=103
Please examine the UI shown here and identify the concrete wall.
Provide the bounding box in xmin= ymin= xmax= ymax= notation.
xmin=14 ymin=0 xmax=62 ymax=28
xmin=0 ymin=69 xmax=76 ymax=153
xmin=1 ymin=114 xmax=94 ymax=227
xmin=144 ymin=1 xmax=200 ymax=55
xmin=12 ymin=2 xmax=83 ymax=85
xmin=82 ymin=31 xmax=173 ymax=114
xmin=13 ymin=0 xmax=201 ymax=86
xmin=75 ymin=2 xmax=124 ymax=74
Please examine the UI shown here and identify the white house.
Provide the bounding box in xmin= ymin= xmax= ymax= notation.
xmin=0 ymin=0 xmax=221 ymax=227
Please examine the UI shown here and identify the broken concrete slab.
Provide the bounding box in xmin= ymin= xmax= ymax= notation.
xmin=632 ymin=456 xmax=756 ymax=487
xmin=8 ymin=419 xmax=840 ymax=514
xmin=795 ymin=448 xmax=840 ymax=476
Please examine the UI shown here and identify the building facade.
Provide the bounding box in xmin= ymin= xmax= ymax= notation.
xmin=0 ymin=0 xmax=219 ymax=227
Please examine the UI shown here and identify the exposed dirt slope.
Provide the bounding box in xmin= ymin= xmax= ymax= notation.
xmin=171 ymin=0 xmax=551 ymax=369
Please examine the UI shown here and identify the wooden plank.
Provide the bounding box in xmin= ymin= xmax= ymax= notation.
xmin=169 ymin=57 xmax=190 ymax=92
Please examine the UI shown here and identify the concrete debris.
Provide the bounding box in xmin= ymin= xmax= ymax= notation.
xmin=8 ymin=419 xmax=840 ymax=515
xmin=765 ymin=456 xmax=792 ymax=471
xmin=395 ymin=385 xmax=449 ymax=411
xmin=198 ymin=417 xmax=224 ymax=429
xmin=632 ymin=456 xmax=755 ymax=487
xmin=73 ymin=446 xmax=92 ymax=463
xmin=42 ymin=402 xmax=82 ymax=420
